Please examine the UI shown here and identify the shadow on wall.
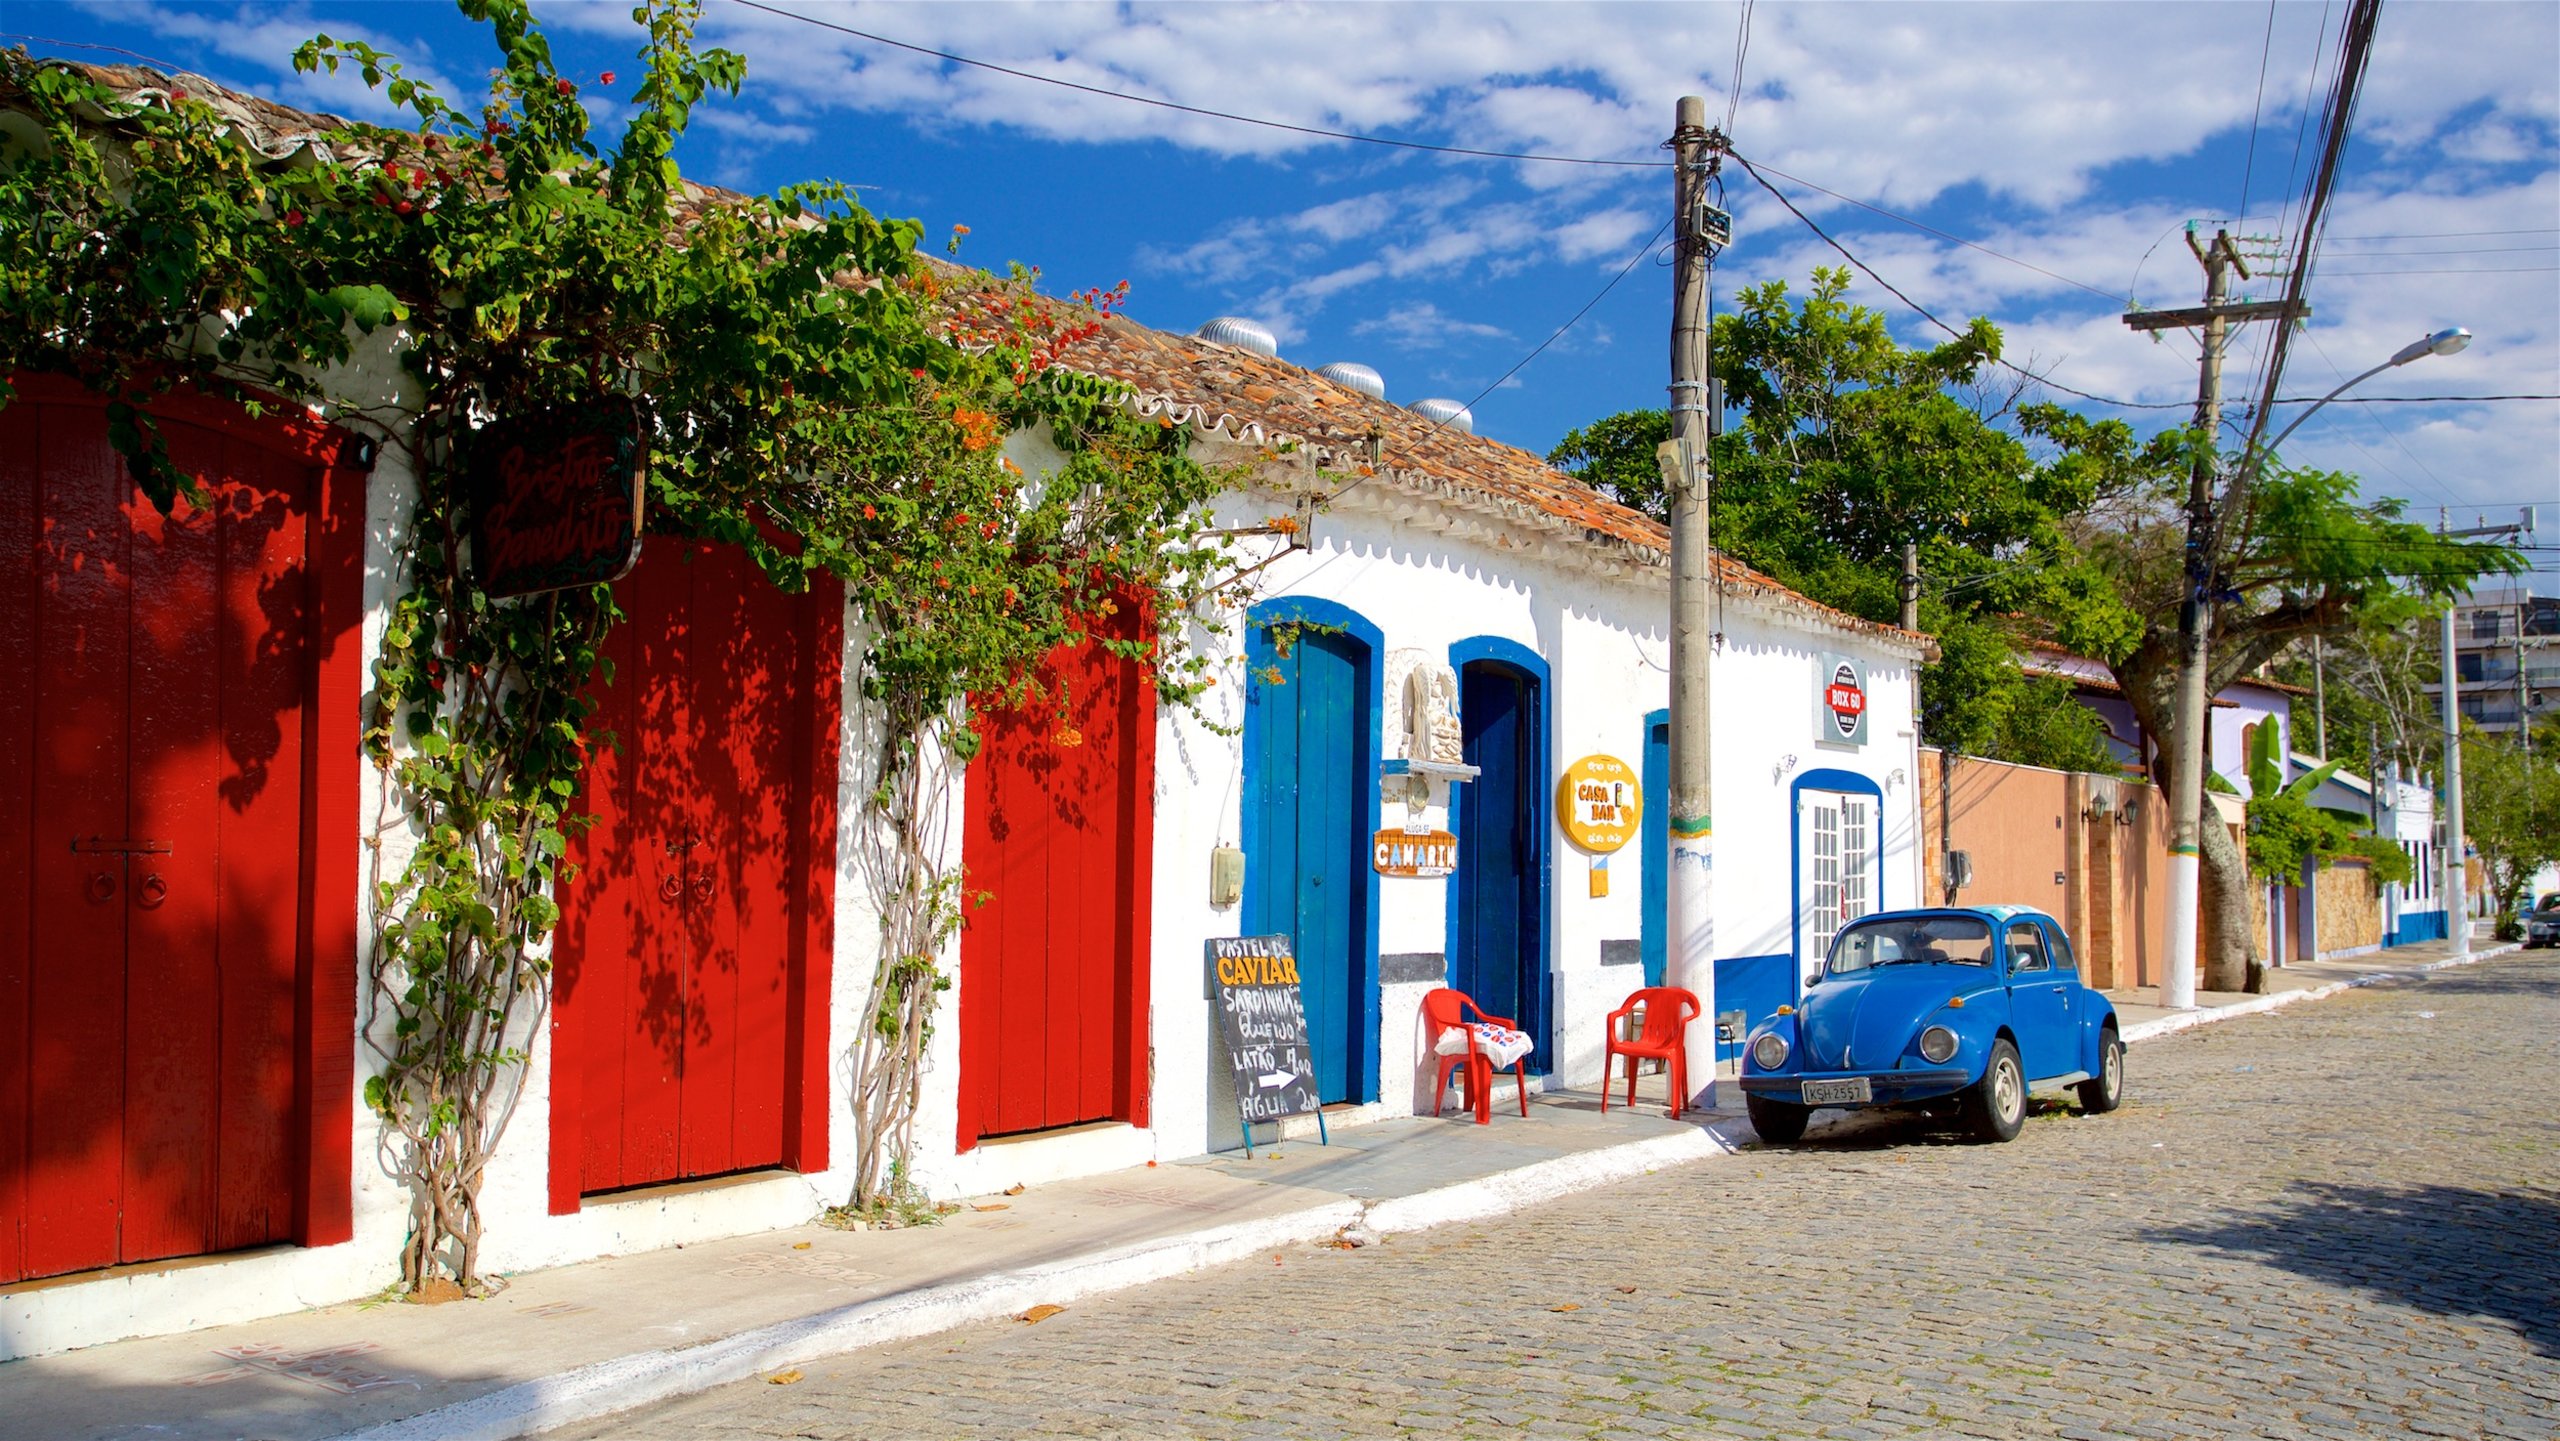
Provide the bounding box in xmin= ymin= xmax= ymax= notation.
xmin=2142 ymin=1180 xmax=2560 ymax=1360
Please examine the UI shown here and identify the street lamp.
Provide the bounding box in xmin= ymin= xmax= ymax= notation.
xmin=2265 ymin=327 xmax=2470 ymax=454
xmin=2157 ymin=324 xmax=2470 ymax=1011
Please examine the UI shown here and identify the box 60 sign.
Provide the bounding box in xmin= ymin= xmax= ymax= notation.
xmin=1817 ymin=654 xmax=1869 ymax=748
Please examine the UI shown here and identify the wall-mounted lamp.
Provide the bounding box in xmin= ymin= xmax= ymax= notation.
xmin=1884 ymin=767 xmax=1908 ymax=792
xmin=2083 ymin=790 xmax=2114 ymax=823
xmin=2117 ymin=794 xmax=2140 ymax=827
xmin=1773 ymin=753 xmax=1798 ymax=784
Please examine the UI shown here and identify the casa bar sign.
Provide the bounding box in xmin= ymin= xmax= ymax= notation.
xmin=1817 ymin=653 xmax=1869 ymax=748
xmin=1557 ymin=753 xmax=1640 ymax=853
xmin=1374 ymin=828 xmax=1457 ymax=878
xmin=468 ymin=396 xmax=648 ymax=599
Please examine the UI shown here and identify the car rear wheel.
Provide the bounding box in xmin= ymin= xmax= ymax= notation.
xmin=1746 ymin=1093 xmax=1810 ymax=1145
xmin=2077 ymin=1027 xmax=2124 ymax=1114
xmin=1963 ymin=1038 xmax=2026 ymax=1143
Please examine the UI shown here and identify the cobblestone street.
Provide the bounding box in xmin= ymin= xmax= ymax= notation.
xmin=572 ymin=955 xmax=2560 ymax=1440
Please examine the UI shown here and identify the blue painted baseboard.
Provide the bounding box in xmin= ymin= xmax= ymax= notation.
xmin=2388 ymin=910 xmax=2448 ymax=946
xmin=1712 ymin=953 xmax=1796 ymax=1061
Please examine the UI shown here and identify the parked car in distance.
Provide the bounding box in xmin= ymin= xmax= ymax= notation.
xmin=2525 ymin=893 xmax=2560 ymax=949
xmin=1739 ymin=905 xmax=2122 ymax=1145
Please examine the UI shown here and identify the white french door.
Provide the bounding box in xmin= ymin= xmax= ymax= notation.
xmin=1796 ymin=790 xmax=1876 ymax=994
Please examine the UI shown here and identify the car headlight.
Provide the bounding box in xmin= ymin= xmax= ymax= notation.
xmin=1750 ymin=1032 xmax=1789 ymax=1071
xmin=1918 ymin=1025 xmax=1958 ymax=1064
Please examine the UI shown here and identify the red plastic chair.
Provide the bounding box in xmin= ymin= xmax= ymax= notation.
xmin=1602 ymin=987 xmax=1701 ymax=1120
xmin=1421 ymin=988 xmax=1530 ymax=1125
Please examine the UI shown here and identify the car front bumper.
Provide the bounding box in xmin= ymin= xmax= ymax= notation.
xmin=1737 ymin=1067 xmax=1973 ymax=1106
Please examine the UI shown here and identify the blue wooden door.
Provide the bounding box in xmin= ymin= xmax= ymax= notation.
xmin=1245 ymin=625 xmax=1372 ymax=1104
xmin=1452 ymin=662 xmax=1546 ymax=1066
xmin=1641 ymin=712 xmax=1669 ymax=987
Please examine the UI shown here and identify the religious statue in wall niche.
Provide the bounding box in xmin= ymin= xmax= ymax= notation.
xmin=1404 ymin=662 xmax=1463 ymax=765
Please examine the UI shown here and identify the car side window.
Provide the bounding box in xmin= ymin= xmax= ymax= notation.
xmin=2006 ymin=920 xmax=2048 ymax=973
xmin=2041 ymin=919 xmax=2079 ymax=979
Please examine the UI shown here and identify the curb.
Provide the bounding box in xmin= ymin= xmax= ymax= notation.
xmin=2117 ymin=941 xmax=2516 ymax=1046
xmin=338 ymin=944 xmax=2514 ymax=1440
xmin=335 ymin=1118 xmax=1755 ymax=1440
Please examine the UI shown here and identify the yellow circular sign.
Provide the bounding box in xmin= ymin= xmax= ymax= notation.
xmin=1558 ymin=754 xmax=1641 ymax=853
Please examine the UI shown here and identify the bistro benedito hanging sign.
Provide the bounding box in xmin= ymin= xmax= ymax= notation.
xmin=468 ymin=397 xmax=648 ymax=599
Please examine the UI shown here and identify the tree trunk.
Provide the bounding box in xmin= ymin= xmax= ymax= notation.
xmin=2116 ymin=636 xmax=2267 ymax=993
xmin=2195 ymin=799 xmax=2261 ymax=992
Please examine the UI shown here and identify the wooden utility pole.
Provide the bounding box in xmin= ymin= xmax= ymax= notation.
xmin=1657 ymin=94 xmax=1724 ymax=1105
xmin=1899 ymin=542 xmax=1920 ymax=632
xmin=2119 ymin=228 xmax=2303 ymax=1008
xmin=2311 ymin=635 xmax=2327 ymax=760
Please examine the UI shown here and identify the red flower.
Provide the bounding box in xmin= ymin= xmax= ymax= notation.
xmin=555 ymin=78 xmax=575 ymax=96
xmin=600 ymin=70 xmax=616 ymax=85
xmin=395 ymin=200 xmax=416 ymax=216
xmin=862 ymin=504 xmax=877 ymax=519
xmin=284 ymin=208 xmax=305 ymax=227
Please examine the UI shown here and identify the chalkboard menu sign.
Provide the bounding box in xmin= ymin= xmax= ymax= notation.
xmin=1206 ymin=935 xmax=1325 ymax=1146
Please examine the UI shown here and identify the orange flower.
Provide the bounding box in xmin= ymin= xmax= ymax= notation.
xmin=951 ymin=406 xmax=1000 ymax=452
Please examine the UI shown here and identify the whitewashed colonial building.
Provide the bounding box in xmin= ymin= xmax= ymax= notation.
xmin=1 ymin=67 xmax=1930 ymax=1358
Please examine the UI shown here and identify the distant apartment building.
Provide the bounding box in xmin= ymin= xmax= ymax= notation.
xmin=2425 ymin=587 xmax=2560 ymax=738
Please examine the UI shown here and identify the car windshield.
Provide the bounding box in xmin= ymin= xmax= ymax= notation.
xmin=1828 ymin=915 xmax=1996 ymax=975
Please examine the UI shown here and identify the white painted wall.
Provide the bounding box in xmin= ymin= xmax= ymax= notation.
xmin=2 ymin=415 xmax=1926 ymax=1360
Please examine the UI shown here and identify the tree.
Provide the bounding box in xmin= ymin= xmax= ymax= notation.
xmin=1 ymin=0 xmax=1231 ymax=1290
xmin=2463 ymin=727 xmax=2560 ymax=935
xmin=1544 ymin=270 xmax=2522 ymax=989
xmin=1546 ymin=268 xmax=2121 ymax=775
xmin=2060 ymin=458 xmax=2522 ymax=990
xmin=2272 ymin=614 xmax=2441 ymax=780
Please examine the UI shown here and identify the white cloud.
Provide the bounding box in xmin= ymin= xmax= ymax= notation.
xmin=75 ymin=1 xmax=468 ymax=124
xmin=1351 ymin=301 xmax=1511 ymax=351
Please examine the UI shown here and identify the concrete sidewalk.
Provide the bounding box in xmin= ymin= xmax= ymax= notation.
xmin=2103 ymin=926 xmax=2515 ymax=1043
xmin=0 ymin=932 xmax=2511 ymax=1441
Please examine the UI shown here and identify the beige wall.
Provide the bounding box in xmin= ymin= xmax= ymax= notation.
xmin=1921 ymin=750 xmax=2227 ymax=992
xmin=2316 ymin=859 xmax=2382 ymax=954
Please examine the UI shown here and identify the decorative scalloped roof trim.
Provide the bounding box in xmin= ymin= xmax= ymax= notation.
xmin=1129 ymin=387 xmax=1935 ymax=662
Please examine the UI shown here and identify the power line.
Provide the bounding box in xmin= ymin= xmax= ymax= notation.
xmin=1735 ymin=158 xmax=2123 ymax=302
xmin=2319 ymin=244 xmax=2559 ymax=256
xmin=1722 ymin=0 xmax=1756 ymax=138
xmin=1331 ymin=215 xmax=1674 ymax=506
xmin=2330 ymin=228 xmax=2560 ymax=241
xmin=2228 ymin=0 xmax=2383 ymax=531
xmin=1729 ymin=151 xmax=2190 ymax=411
xmin=2238 ymin=0 xmax=2279 ymax=222
xmin=723 ymin=0 xmax=1668 ymax=169
xmin=2317 ymin=265 xmax=2559 ymax=276
xmin=2270 ymin=394 xmax=2560 ymax=405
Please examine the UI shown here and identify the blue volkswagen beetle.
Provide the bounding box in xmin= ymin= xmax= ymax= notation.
xmin=1737 ymin=905 xmax=2123 ymax=1144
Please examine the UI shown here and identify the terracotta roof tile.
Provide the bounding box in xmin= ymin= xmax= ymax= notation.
xmin=17 ymin=56 xmax=1930 ymax=655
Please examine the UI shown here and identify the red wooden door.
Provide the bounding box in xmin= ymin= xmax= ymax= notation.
xmin=1 ymin=380 xmax=359 ymax=1285
xmin=551 ymin=539 xmax=838 ymax=1200
xmin=957 ymin=606 xmax=1155 ymax=1147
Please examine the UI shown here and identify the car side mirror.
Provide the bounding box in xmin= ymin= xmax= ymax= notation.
xmin=1804 ymin=969 xmax=1821 ymax=988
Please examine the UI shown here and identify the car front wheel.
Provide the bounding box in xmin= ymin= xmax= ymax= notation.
xmin=1746 ymin=1093 xmax=1810 ymax=1145
xmin=1963 ymin=1038 xmax=2027 ymax=1143
xmin=2077 ymin=1027 xmax=2124 ymax=1114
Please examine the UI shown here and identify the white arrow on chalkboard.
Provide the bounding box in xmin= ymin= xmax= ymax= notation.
xmin=1257 ymin=1071 xmax=1296 ymax=1090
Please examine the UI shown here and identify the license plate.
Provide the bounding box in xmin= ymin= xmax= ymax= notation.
xmin=1801 ymin=1078 xmax=1872 ymax=1106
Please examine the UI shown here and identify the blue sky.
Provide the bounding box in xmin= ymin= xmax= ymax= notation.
xmin=15 ymin=2 xmax=2557 ymax=585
